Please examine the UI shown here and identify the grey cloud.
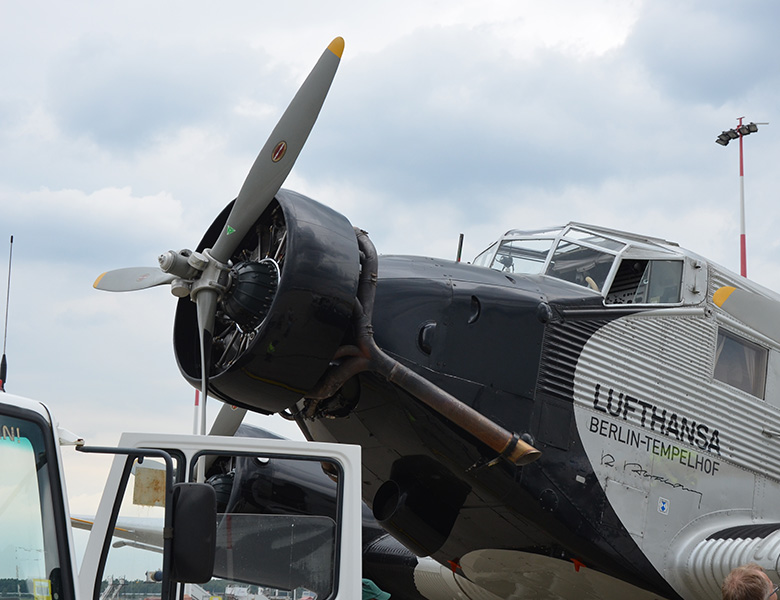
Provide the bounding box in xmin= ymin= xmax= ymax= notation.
xmin=624 ymin=0 xmax=780 ymax=106
xmin=46 ymin=34 xmax=283 ymax=152
xmin=298 ymin=27 xmax=701 ymax=208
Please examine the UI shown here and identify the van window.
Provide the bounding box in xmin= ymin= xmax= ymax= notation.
xmin=0 ymin=412 xmax=70 ymax=600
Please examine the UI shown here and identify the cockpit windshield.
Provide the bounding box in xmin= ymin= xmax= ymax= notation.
xmin=488 ymin=239 xmax=554 ymax=274
xmin=474 ymin=227 xmax=621 ymax=292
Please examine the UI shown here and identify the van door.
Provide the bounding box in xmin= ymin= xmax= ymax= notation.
xmin=79 ymin=433 xmax=361 ymax=600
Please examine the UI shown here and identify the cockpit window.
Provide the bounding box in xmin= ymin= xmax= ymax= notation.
xmin=545 ymin=238 xmax=615 ymax=292
xmin=490 ymin=239 xmax=554 ymax=274
xmin=564 ymin=229 xmax=625 ymax=253
xmin=606 ymin=260 xmax=683 ymax=305
xmin=472 ymin=242 xmax=497 ymax=268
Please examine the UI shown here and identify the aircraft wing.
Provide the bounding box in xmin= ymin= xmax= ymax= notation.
xmin=72 ymin=515 xmax=164 ymax=551
xmin=457 ymin=550 xmax=665 ymax=600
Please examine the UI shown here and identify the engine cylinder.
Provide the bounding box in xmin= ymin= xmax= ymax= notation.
xmin=223 ymin=259 xmax=278 ymax=331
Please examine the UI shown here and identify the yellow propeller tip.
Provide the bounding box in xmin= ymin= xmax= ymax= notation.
xmin=328 ymin=37 xmax=345 ymax=58
xmin=93 ymin=272 xmax=106 ymax=289
xmin=713 ymin=286 xmax=736 ymax=308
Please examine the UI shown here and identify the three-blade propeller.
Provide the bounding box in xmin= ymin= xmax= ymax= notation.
xmin=94 ymin=37 xmax=345 ymax=433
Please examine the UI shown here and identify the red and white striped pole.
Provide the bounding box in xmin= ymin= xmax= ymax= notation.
xmin=737 ymin=117 xmax=747 ymax=278
xmin=716 ymin=119 xmax=765 ymax=279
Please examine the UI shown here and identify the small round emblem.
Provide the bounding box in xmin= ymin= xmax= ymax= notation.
xmin=272 ymin=141 xmax=287 ymax=162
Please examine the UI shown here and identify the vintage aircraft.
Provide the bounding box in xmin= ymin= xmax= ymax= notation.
xmin=95 ymin=37 xmax=780 ymax=600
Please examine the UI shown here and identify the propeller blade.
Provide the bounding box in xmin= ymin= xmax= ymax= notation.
xmin=203 ymin=402 xmax=247 ymax=473
xmin=192 ymin=37 xmax=345 ymax=441
xmin=713 ymin=286 xmax=780 ymax=344
xmin=195 ymin=288 xmax=219 ymax=435
xmin=93 ymin=267 xmax=175 ymax=292
xmin=210 ymin=37 xmax=344 ymax=263
xmin=208 ymin=403 xmax=248 ymax=437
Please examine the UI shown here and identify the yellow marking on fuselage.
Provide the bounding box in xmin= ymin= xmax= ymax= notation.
xmin=713 ymin=286 xmax=736 ymax=307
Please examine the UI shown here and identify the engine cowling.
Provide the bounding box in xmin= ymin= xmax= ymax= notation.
xmin=173 ymin=189 xmax=360 ymax=414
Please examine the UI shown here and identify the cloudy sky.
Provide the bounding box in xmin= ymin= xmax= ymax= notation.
xmin=1 ymin=1 xmax=779 ymax=517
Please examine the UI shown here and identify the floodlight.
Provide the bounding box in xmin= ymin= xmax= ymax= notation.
xmin=738 ymin=125 xmax=750 ymax=136
xmin=748 ymin=122 xmax=758 ymax=133
xmin=716 ymin=132 xmax=731 ymax=146
xmin=727 ymin=129 xmax=740 ymax=139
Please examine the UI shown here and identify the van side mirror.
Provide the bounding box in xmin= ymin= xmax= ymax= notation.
xmin=170 ymin=483 xmax=216 ymax=583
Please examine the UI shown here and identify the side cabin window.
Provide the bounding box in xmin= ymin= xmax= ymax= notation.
xmin=605 ymin=259 xmax=683 ymax=305
xmin=714 ymin=328 xmax=768 ymax=398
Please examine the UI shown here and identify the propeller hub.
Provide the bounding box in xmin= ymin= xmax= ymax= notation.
xmin=159 ymin=249 xmax=198 ymax=279
xmin=189 ymin=249 xmax=230 ymax=301
xmin=223 ymin=259 xmax=279 ymax=331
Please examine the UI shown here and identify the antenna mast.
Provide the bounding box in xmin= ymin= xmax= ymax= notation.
xmin=1 ymin=236 xmax=13 ymax=391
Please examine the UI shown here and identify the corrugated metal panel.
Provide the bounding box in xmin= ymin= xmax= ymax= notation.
xmin=709 ymin=266 xmax=780 ymax=349
xmin=681 ymin=530 xmax=780 ymax=600
xmin=539 ymin=319 xmax=606 ymax=402
xmin=573 ymin=311 xmax=780 ymax=481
